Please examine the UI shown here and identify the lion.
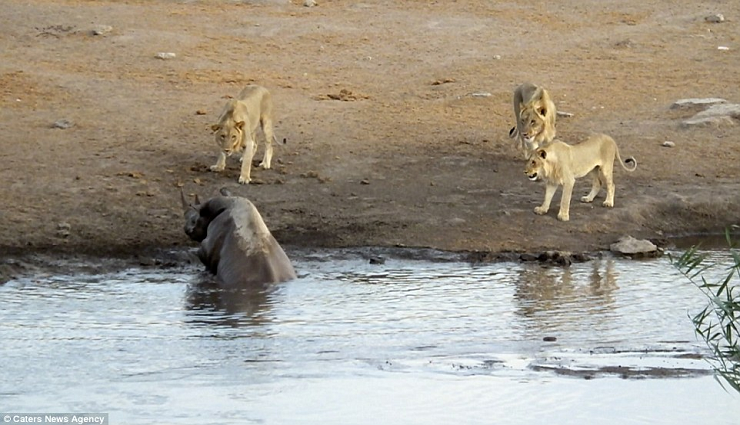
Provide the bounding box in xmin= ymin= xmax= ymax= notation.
xmin=524 ymin=133 xmax=637 ymax=222
xmin=210 ymin=84 xmax=283 ymax=184
xmin=509 ymin=82 xmax=557 ymax=158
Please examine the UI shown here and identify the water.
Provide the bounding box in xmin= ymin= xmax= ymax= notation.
xmin=1 ymin=249 xmax=739 ymax=424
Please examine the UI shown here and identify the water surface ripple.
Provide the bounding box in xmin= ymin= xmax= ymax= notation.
xmin=1 ymin=250 xmax=739 ymax=424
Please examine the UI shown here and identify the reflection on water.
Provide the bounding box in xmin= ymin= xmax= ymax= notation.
xmin=1 ymin=249 xmax=739 ymax=424
xmin=184 ymin=274 xmax=276 ymax=328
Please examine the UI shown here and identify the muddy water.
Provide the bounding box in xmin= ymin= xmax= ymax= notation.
xmin=2 ymin=249 xmax=739 ymax=424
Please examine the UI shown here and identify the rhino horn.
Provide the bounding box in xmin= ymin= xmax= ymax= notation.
xmin=180 ymin=188 xmax=190 ymax=212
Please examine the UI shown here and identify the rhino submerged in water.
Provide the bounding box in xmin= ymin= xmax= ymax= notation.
xmin=180 ymin=188 xmax=296 ymax=287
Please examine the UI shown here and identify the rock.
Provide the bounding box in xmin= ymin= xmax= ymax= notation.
xmin=718 ymin=46 xmax=730 ymax=51
xmin=671 ymin=98 xmax=726 ymax=109
xmin=492 ymin=55 xmax=502 ymax=60
xmin=683 ymin=115 xmax=736 ymax=127
xmin=91 ymin=25 xmax=113 ymax=36
xmin=705 ymin=14 xmax=725 ymax=23
xmin=155 ymin=52 xmax=177 ymax=60
xmin=470 ymin=92 xmax=492 ymax=98
xmin=557 ymin=111 xmax=574 ymax=118
xmin=519 ymin=253 xmax=539 ymax=262
xmin=56 ymin=222 xmax=71 ymax=238
xmin=368 ymin=256 xmax=385 ymax=265
xmin=51 ymin=119 xmax=73 ymax=129
xmin=610 ymin=236 xmax=658 ymax=257
xmin=662 ymin=141 xmax=675 ymax=148
xmin=543 ymin=336 xmax=557 ymax=342
xmin=304 ymin=0 xmax=316 ymax=6
xmin=682 ymin=103 xmax=740 ymax=127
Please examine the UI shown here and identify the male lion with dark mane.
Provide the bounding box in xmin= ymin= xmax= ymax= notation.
xmin=524 ymin=134 xmax=637 ymax=222
xmin=509 ymin=82 xmax=557 ymax=158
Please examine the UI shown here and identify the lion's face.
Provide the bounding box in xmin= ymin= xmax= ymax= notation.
xmin=211 ymin=121 xmax=245 ymax=156
xmin=519 ymin=107 xmax=547 ymax=143
xmin=524 ymin=149 xmax=548 ymax=181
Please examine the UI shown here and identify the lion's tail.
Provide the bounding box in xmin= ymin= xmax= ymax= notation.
xmin=616 ymin=148 xmax=637 ymax=172
xmin=273 ymin=134 xmax=288 ymax=145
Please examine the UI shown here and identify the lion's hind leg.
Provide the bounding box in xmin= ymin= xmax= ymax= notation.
xmin=258 ymin=117 xmax=274 ymax=170
xmin=580 ymin=168 xmax=602 ymax=203
xmin=600 ymin=166 xmax=616 ymax=208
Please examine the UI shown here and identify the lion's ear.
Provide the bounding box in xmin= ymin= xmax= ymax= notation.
xmin=211 ymin=124 xmax=221 ymax=133
xmin=537 ymin=107 xmax=547 ymax=117
xmin=235 ymin=121 xmax=245 ymax=130
xmin=537 ymin=149 xmax=547 ymax=159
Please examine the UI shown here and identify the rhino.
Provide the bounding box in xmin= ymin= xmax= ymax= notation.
xmin=180 ymin=188 xmax=296 ymax=287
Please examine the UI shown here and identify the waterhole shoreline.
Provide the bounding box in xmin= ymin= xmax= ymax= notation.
xmin=2 ymin=232 xmax=736 ymax=286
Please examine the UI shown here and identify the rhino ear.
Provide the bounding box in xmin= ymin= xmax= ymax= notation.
xmin=194 ymin=194 xmax=202 ymax=206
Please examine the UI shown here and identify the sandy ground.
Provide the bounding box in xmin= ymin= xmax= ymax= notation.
xmin=1 ymin=0 xmax=740 ymax=277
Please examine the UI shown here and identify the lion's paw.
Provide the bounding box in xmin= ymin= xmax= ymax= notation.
xmin=557 ymin=213 xmax=570 ymax=222
xmin=580 ymin=196 xmax=593 ymax=203
xmin=602 ymin=201 xmax=614 ymax=208
xmin=259 ymin=161 xmax=271 ymax=170
xmin=210 ymin=165 xmax=224 ymax=172
xmin=534 ymin=206 xmax=548 ymax=215
xmin=238 ymin=176 xmax=251 ymax=185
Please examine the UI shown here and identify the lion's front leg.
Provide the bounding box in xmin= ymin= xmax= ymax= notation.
xmin=238 ymin=134 xmax=256 ymax=185
xmin=557 ymin=179 xmax=575 ymax=221
xmin=534 ymin=182 xmax=558 ymax=216
xmin=210 ymin=152 xmax=227 ymax=172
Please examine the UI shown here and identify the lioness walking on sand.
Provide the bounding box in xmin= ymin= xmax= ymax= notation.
xmin=210 ymin=85 xmax=283 ymax=184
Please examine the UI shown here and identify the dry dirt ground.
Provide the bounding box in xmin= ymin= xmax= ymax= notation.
xmin=1 ymin=0 xmax=740 ymax=277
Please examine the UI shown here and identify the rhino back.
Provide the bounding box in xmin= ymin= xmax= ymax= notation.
xmin=200 ymin=197 xmax=296 ymax=287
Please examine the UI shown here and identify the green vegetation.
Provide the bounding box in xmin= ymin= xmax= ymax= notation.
xmin=672 ymin=231 xmax=740 ymax=393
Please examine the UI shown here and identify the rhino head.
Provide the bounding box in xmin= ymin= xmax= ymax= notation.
xmin=180 ymin=189 xmax=208 ymax=242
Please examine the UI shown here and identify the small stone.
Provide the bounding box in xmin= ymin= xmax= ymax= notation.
xmin=718 ymin=46 xmax=730 ymax=51
xmin=662 ymin=141 xmax=675 ymax=148
xmin=156 ymin=52 xmax=177 ymax=60
xmin=556 ymin=111 xmax=574 ymax=118
xmin=492 ymin=55 xmax=502 ymax=60
xmin=56 ymin=222 xmax=71 ymax=238
xmin=304 ymin=0 xmax=316 ymax=6
xmin=543 ymin=336 xmax=557 ymax=342
xmin=52 ymin=119 xmax=73 ymax=129
xmin=369 ymin=256 xmax=385 ymax=265
xmin=470 ymin=92 xmax=492 ymax=98
xmin=360 ymin=179 xmax=370 ymax=185
xmin=705 ymin=14 xmax=725 ymax=23
xmin=195 ymin=110 xmax=207 ymax=115
xmin=91 ymin=25 xmax=112 ymax=36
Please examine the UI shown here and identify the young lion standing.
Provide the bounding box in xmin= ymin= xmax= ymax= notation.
xmin=524 ymin=134 xmax=637 ymax=222
xmin=210 ymin=85 xmax=280 ymax=184
xmin=509 ymin=82 xmax=557 ymax=158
